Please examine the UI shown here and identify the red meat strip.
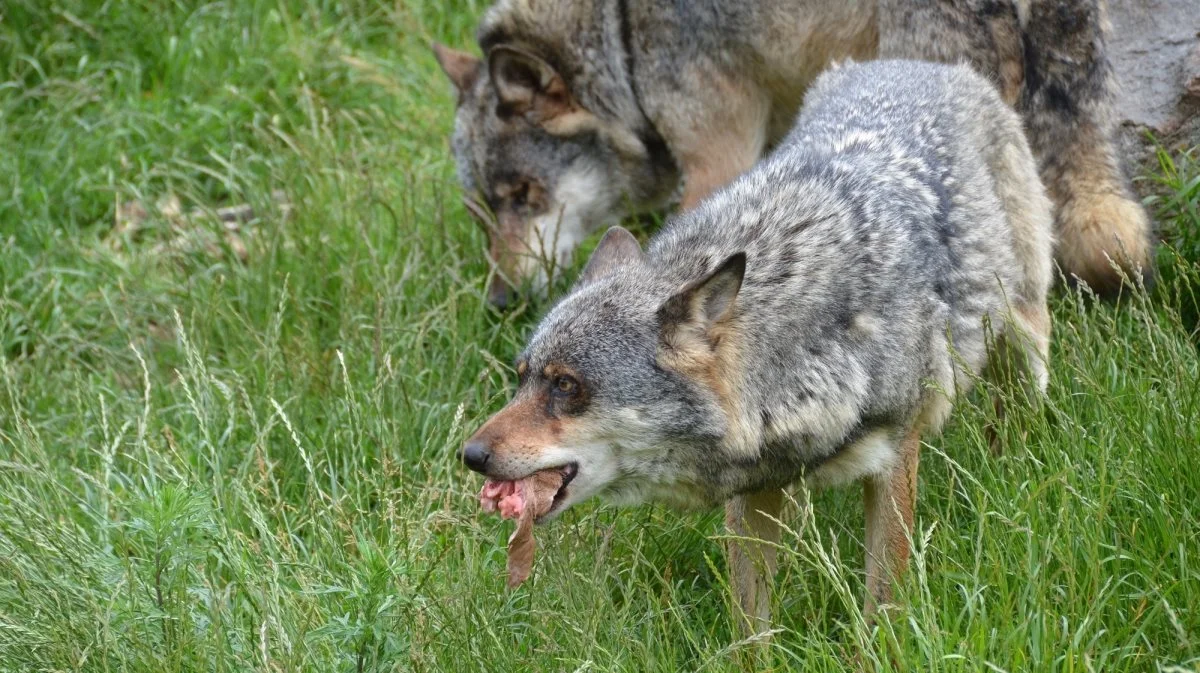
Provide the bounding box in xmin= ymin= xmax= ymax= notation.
xmin=479 ymin=470 xmax=564 ymax=587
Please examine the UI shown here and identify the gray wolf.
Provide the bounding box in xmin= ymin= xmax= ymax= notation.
xmin=434 ymin=0 xmax=1146 ymax=306
xmin=460 ymin=60 xmax=1054 ymax=633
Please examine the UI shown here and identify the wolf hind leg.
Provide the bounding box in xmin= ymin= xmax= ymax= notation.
xmin=979 ymin=85 xmax=1056 ymax=310
xmin=986 ymin=300 xmax=1052 ymax=453
xmin=978 ymin=86 xmax=1053 ymax=454
xmin=1010 ymin=301 xmax=1052 ymax=395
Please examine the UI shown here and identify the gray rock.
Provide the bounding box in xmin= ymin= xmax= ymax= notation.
xmin=1108 ymin=0 xmax=1200 ymax=167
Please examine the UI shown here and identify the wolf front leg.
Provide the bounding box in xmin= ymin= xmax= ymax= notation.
xmin=725 ymin=488 xmax=784 ymax=637
xmin=862 ymin=425 xmax=921 ymax=617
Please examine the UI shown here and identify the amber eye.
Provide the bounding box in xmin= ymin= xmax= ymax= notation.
xmin=552 ymin=375 xmax=578 ymax=396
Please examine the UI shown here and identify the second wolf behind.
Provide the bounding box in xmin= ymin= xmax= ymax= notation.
xmin=461 ymin=60 xmax=1054 ymax=635
xmin=435 ymin=0 xmax=1146 ymax=305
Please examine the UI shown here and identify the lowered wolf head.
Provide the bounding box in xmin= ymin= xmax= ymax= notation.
xmin=432 ymin=43 xmax=677 ymax=308
xmin=461 ymin=227 xmax=747 ymax=519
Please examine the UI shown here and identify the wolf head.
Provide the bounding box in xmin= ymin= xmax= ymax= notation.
xmin=461 ymin=227 xmax=748 ymax=518
xmin=432 ymin=43 xmax=677 ymax=308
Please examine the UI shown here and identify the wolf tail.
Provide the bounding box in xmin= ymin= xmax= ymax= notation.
xmin=1017 ymin=0 xmax=1153 ymax=296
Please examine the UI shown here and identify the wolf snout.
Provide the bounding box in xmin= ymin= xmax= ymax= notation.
xmin=460 ymin=439 xmax=492 ymax=473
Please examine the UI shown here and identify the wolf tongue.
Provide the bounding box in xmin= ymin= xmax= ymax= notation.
xmin=505 ymin=470 xmax=564 ymax=588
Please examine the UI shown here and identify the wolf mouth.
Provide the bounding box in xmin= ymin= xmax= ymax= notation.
xmin=537 ymin=462 xmax=578 ymax=522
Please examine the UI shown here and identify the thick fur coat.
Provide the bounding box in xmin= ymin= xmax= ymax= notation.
xmin=436 ymin=0 xmax=1145 ymax=304
xmin=463 ymin=60 xmax=1054 ymax=629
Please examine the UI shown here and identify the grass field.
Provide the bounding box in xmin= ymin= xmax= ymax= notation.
xmin=1 ymin=2 xmax=1198 ymax=671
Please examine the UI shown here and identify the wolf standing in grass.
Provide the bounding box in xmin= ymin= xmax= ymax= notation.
xmin=435 ymin=0 xmax=1144 ymax=305
xmin=462 ymin=60 xmax=1054 ymax=633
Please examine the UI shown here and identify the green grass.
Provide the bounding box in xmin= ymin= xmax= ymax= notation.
xmin=1 ymin=2 xmax=1198 ymax=671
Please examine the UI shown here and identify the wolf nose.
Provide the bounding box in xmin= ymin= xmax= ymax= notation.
xmin=460 ymin=440 xmax=492 ymax=473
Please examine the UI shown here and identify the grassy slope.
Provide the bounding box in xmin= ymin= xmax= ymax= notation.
xmin=0 ymin=2 xmax=1197 ymax=671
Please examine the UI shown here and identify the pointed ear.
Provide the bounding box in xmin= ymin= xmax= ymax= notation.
xmin=488 ymin=45 xmax=575 ymax=122
xmin=432 ymin=42 xmax=482 ymax=95
xmin=580 ymin=227 xmax=644 ymax=284
xmin=658 ymin=253 xmax=746 ymax=344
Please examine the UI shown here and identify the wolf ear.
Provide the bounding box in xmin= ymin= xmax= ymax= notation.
xmin=658 ymin=253 xmax=746 ymax=344
xmin=432 ymin=43 xmax=482 ymax=96
xmin=580 ymin=227 xmax=644 ymax=284
xmin=488 ymin=45 xmax=576 ymax=123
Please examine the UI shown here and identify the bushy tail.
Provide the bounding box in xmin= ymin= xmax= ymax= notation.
xmin=1017 ymin=0 xmax=1153 ymax=296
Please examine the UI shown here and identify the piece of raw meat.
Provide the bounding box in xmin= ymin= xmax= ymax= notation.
xmin=479 ymin=470 xmax=563 ymax=587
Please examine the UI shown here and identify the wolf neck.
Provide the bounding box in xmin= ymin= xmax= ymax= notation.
xmin=613 ymin=0 xmax=671 ymax=170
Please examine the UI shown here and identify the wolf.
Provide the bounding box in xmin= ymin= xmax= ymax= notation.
xmin=460 ymin=60 xmax=1054 ymax=633
xmin=434 ymin=0 xmax=1146 ymax=307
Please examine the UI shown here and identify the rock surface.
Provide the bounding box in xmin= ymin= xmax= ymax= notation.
xmin=1108 ymin=0 xmax=1200 ymax=165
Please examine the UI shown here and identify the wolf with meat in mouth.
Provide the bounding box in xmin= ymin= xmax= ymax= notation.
xmin=461 ymin=60 xmax=1054 ymax=633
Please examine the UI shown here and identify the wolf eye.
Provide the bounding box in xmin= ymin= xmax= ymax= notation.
xmin=510 ymin=182 xmax=530 ymax=208
xmin=552 ymin=375 xmax=578 ymax=396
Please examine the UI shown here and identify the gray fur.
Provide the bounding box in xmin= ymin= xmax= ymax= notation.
xmin=485 ymin=61 xmax=1053 ymax=510
xmin=439 ymin=0 xmax=1148 ymax=302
